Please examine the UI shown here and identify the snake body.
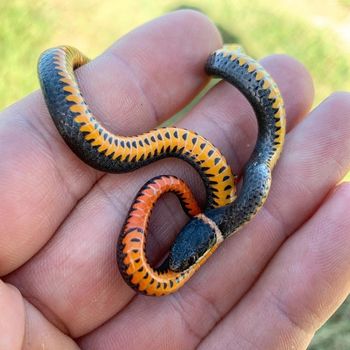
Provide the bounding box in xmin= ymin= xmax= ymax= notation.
xmin=38 ymin=45 xmax=285 ymax=296
xmin=38 ymin=46 xmax=235 ymax=209
xmin=168 ymin=47 xmax=285 ymax=273
xmin=117 ymin=175 xmax=216 ymax=296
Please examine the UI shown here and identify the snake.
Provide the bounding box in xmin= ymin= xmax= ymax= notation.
xmin=38 ymin=44 xmax=285 ymax=297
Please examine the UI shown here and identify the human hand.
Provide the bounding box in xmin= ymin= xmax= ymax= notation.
xmin=1 ymin=10 xmax=350 ymax=350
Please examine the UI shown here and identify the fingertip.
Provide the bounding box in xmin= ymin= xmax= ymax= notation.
xmin=261 ymin=54 xmax=315 ymax=130
xmin=114 ymin=9 xmax=223 ymax=59
xmin=171 ymin=9 xmax=223 ymax=48
xmin=322 ymin=91 xmax=350 ymax=112
xmin=159 ymin=9 xmax=224 ymax=74
xmin=0 ymin=281 xmax=25 ymax=350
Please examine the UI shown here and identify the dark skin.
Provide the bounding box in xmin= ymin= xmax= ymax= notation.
xmin=1 ymin=10 xmax=350 ymax=350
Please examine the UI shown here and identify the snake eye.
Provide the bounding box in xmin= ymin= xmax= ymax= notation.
xmin=188 ymin=255 xmax=197 ymax=266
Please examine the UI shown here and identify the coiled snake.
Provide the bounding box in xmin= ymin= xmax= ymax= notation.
xmin=38 ymin=45 xmax=285 ymax=296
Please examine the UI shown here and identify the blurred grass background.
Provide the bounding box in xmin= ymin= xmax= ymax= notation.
xmin=0 ymin=1 xmax=349 ymax=348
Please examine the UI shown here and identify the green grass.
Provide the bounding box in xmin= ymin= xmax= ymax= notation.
xmin=171 ymin=1 xmax=350 ymax=106
xmin=309 ymin=298 xmax=350 ymax=350
xmin=0 ymin=1 xmax=349 ymax=348
xmin=0 ymin=1 xmax=54 ymax=107
xmin=339 ymin=0 xmax=350 ymax=8
xmin=1 ymin=0 xmax=349 ymax=108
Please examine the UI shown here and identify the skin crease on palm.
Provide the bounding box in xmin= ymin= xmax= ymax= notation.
xmin=1 ymin=9 xmax=350 ymax=350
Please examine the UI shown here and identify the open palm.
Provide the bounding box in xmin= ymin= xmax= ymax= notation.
xmin=1 ymin=10 xmax=350 ymax=350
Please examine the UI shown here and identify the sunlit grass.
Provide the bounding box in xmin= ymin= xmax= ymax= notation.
xmin=309 ymin=298 xmax=350 ymax=350
xmin=1 ymin=0 xmax=349 ymax=109
xmin=0 ymin=0 xmax=54 ymax=107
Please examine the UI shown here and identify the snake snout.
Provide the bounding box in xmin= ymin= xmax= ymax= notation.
xmin=169 ymin=216 xmax=216 ymax=272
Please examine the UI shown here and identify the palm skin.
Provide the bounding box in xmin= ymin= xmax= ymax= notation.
xmin=1 ymin=10 xmax=350 ymax=350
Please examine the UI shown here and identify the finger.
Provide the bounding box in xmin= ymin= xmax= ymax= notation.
xmin=199 ymin=183 xmax=350 ymax=350
xmin=23 ymin=301 xmax=80 ymax=349
xmin=12 ymin=53 xmax=313 ymax=340
xmin=0 ymin=281 xmax=80 ymax=349
xmin=0 ymin=284 xmax=80 ymax=350
xmin=0 ymin=281 xmax=25 ymax=350
xmin=0 ymin=10 xmax=222 ymax=275
xmin=78 ymin=91 xmax=350 ymax=348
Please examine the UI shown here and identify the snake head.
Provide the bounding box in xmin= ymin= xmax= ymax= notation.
xmin=168 ymin=215 xmax=219 ymax=272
